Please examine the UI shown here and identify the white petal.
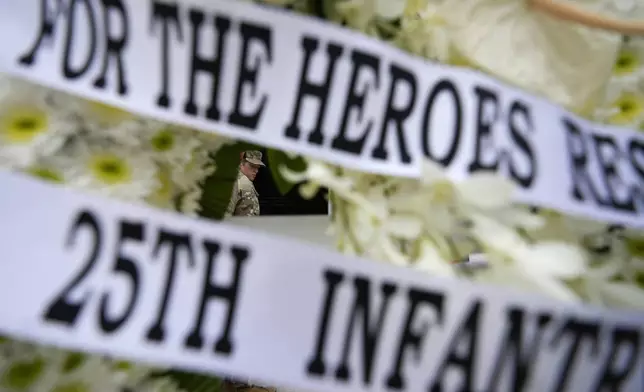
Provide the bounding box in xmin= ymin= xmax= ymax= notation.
xmin=600 ymin=282 xmax=644 ymax=310
xmin=307 ymin=161 xmax=342 ymax=184
xmin=497 ymin=207 xmax=545 ymax=229
xmin=279 ymin=166 xmax=307 ymax=183
xmin=590 ymin=260 xmax=622 ymax=280
xmin=440 ymin=0 xmax=622 ymax=112
xmin=375 ymin=0 xmax=407 ymax=19
xmin=478 ymin=265 xmax=581 ymax=303
xmin=415 ymin=240 xmax=456 ymax=277
xmin=385 ymin=215 xmax=424 ymax=239
xmin=347 ymin=207 xmax=378 ymax=244
xmin=470 ymin=213 xmax=526 ymax=252
xmin=299 ymin=181 xmax=320 ymax=199
xmin=378 ymin=237 xmax=409 ymax=266
xmin=421 ymin=159 xmax=448 ymax=184
xmin=527 ymin=274 xmax=582 ymax=303
xmin=519 ymin=242 xmax=588 ymax=279
xmin=457 ymin=172 xmax=514 ymax=209
xmin=422 ymin=206 xmax=456 ymax=234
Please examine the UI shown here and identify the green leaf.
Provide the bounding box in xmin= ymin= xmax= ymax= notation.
xmin=165 ymin=370 xmax=222 ymax=392
xmin=198 ymin=141 xmax=255 ymax=221
xmin=266 ymin=149 xmax=306 ymax=196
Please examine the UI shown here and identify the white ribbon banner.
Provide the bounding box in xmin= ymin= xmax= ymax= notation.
xmin=0 ymin=0 xmax=643 ymax=228
xmin=1 ymin=170 xmax=644 ymax=392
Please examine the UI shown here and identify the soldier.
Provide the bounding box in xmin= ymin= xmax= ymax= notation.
xmin=222 ymin=151 xmax=275 ymax=392
xmin=225 ymin=150 xmax=264 ymax=217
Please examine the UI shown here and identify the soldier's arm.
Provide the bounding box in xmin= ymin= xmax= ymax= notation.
xmin=235 ymin=189 xmax=260 ymax=216
xmin=224 ymin=180 xmax=240 ymax=218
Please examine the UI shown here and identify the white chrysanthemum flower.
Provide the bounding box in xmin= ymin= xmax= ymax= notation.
xmin=179 ymin=186 xmax=203 ymax=216
xmin=139 ymin=123 xmax=202 ymax=166
xmin=64 ymin=143 xmax=159 ymax=202
xmin=0 ymin=77 xmax=77 ymax=169
xmin=607 ymin=37 xmax=644 ymax=89
xmin=172 ymin=148 xmax=216 ymax=192
xmin=65 ymin=97 xmax=149 ymax=147
xmin=594 ymin=86 xmax=644 ymax=127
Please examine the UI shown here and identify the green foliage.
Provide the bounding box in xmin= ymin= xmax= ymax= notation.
xmin=165 ymin=371 xmax=222 ymax=392
xmin=266 ymin=149 xmax=306 ymax=196
xmin=198 ymin=141 xmax=255 ymax=221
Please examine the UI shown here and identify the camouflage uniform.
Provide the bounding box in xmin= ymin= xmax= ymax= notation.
xmin=225 ymin=171 xmax=260 ymax=216
xmin=225 ymin=151 xmax=263 ymax=217
xmin=223 ymin=152 xmax=275 ymax=391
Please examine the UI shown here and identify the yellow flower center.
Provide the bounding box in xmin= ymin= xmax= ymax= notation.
xmin=27 ymin=166 xmax=64 ymax=183
xmin=625 ymin=236 xmax=644 ymax=258
xmin=150 ymin=128 xmax=175 ymax=152
xmin=88 ymin=154 xmax=131 ymax=185
xmin=609 ymin=92 xmax=644 ymax=125
xmin=613 ymin=50 xmax=639 ymax=75
xmin=61 ymin=353 xmax=86 ymax=374
xmin=1 ymin=108 xmax=49 ymax=143
xmin=86 ymin=101 xmax=134 ymax=127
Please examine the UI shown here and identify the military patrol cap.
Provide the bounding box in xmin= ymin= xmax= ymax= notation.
xmin=243 ymin=150 xmax=265 ymax=166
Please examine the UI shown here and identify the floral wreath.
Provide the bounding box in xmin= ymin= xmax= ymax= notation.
xmin=1 ymin=0 xmax=644 ymax=391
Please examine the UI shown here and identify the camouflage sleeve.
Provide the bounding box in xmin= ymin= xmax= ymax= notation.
xmin=234 ymin=188 xmax=260 ymax=216
xmin=224 ymin=181 xmax=240 ymax=218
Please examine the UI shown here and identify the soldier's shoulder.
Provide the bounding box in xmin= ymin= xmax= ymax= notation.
xmin=237 ymin=175 xmax=255 ymax=192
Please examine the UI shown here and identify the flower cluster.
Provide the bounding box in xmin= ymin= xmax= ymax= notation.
xmin=284 ymin=158 xmax=644 ymax=308
xmin=0 ymin=338 xmax=185 ymax=392
xmin=594 ymin=36 xmax=644 ymax=129
xmin=0 ymin=74 xmax=230 ymax=391
xmin=276 ymin=0 xmax=644 ymax=309
xmin=2 ymin=0 xmax=644 ymax=391
xmin=0 ymin=75 xmax=231 ymax=216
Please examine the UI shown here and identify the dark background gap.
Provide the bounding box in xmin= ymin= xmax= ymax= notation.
xmin=253 ymin=148 xmax=328 ymax=215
